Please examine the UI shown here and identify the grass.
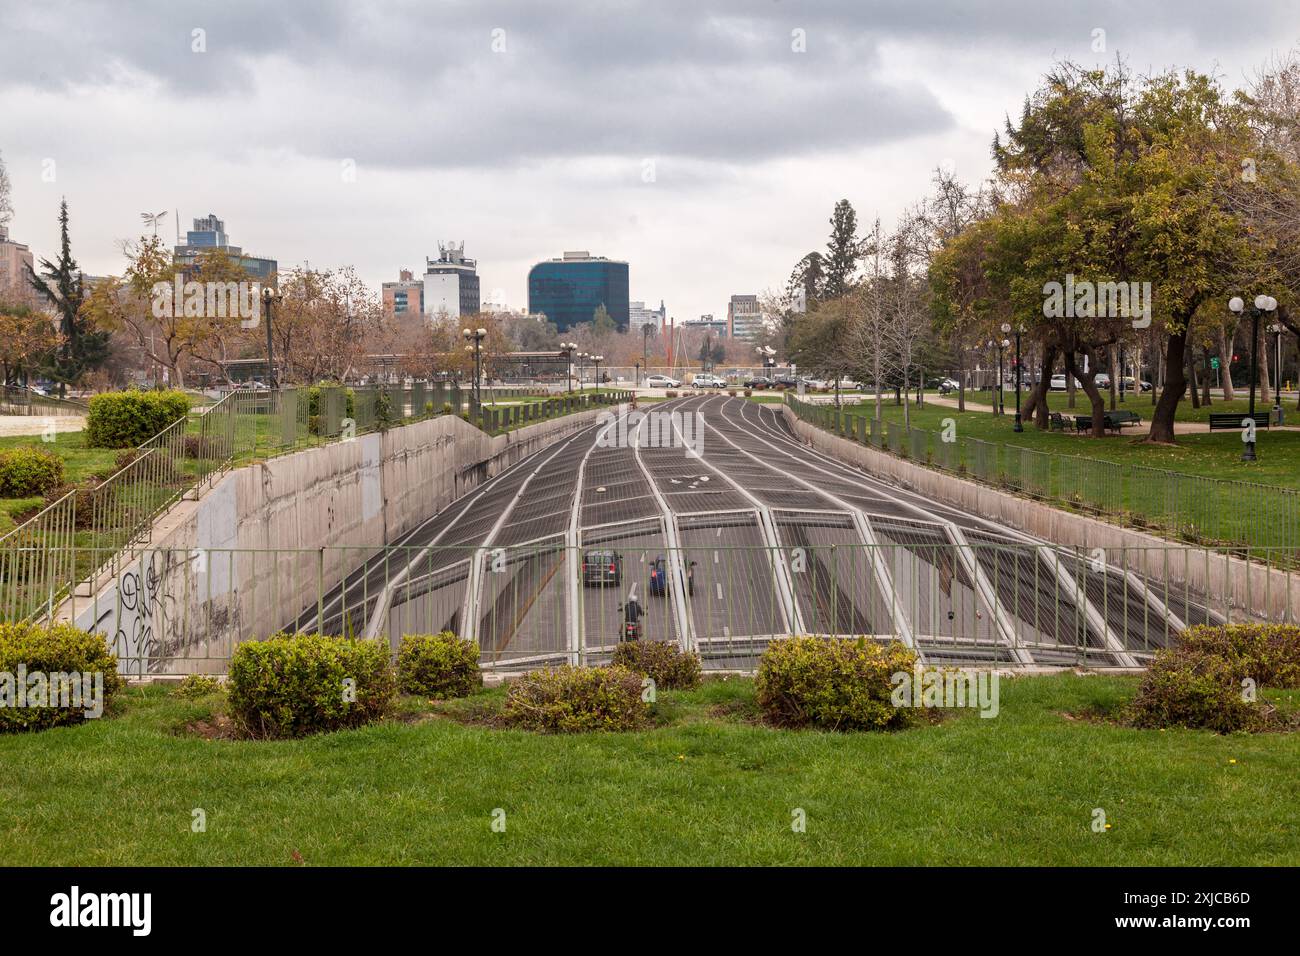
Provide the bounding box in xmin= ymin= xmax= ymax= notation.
xmin=1 ymin=673 xmax=1297 ymax=866
xmin=955 ymin=388 xmax=1299 ymax=425
xmin=0 ymin=431 xmax=119 ymax=534
xmin=832 ymin=395 xmax=1300 ymax=492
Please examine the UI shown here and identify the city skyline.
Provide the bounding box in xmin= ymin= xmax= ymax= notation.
xmin=3 ymin=1 xmax=1298 ymax=319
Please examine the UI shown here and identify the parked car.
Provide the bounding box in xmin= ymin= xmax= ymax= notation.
xmin=772 ymin=374 xmax=800 ymax=390
xmin=1121 ymin=376 xmax=1152 ymax=392
xmin=1049 ymin=374 xmax=1067 ymax=391
xmin=581 ymin=549 xmax=623 ymax=588
xmin=744 ymin=375 xmax=773 ymax=389
xmin=936 ymin=377 xmax=960 ymax=394
xmin=691 ymin=374 xmax=728 ymax=388
xmin=799 ymin=377 xmax=830 ymax=392
xmin=1094 ymin=373 xmax=1111 ymax=388
xmin=644 ymin=374 xmax=680 ymax=388
xmin=648 ymin=556 xmax=695 ymax=597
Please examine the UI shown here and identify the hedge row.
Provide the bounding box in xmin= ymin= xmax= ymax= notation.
xmin=0 ymin=623 xmax=124 ymax=733
xmin=85 ymin=390 xmax=190 ymax=448
xmin=0 ymin=446 xmax=65 ymax=497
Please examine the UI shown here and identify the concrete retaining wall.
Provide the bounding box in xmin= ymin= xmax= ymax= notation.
xmin=63 ymin=409 xmax=607 ymax=672
xmin=783 ymin=405 xmax=1299 ymax=624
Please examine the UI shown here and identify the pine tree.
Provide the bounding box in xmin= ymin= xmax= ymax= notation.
xmin=26 ymin=199 xmax=110 ymax=395
xmin=822 ymin=199 xmax=860 ymax=298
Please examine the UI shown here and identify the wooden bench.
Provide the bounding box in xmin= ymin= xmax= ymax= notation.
xmin=1208 ymin=411 xmax=1271 ymax=431
xmin=1074 ymin=410 xmax=1142 ymax=434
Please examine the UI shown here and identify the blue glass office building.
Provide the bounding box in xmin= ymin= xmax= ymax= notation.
xmin=527 ymin=252 xmax=629 ymax=331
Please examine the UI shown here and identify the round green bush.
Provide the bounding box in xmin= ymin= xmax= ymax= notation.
xmin=1176 ymin=624 xmax=1300 ymax=689
xmin=755 ymin=636 xmax=919 ymax=731
xmin=397 ymin=632 xmax=481 ymax=698
xmin=1126 ymin=647 xmax=1270 ymax=733
xmin=0 ymin=446 xmax=65 ymax=497
xmin=171 ymin=674 xmax=223 ymax=699
xmin=85 ymin=389 xmax=191 ymax=448
xmin=227 ymin=633 xmax=396 ymax=739
xmin=0 ymin=622 xmax=124 ymax=733
xmin=610 ymin=640 xmax=702 ymax=689
xmin=502 ymin=665 xmax=648 ymax=733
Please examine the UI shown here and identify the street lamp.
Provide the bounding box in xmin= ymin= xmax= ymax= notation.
xmin=1003 ymin=322 xmax=1024 ymax=432
xmin=1228 ymin=294 xmax=1277 ymax=461
xmin=559 ymin=341 xmax=578 ymax=393
xmin=592 ymin=354 xmax=604 ymax=396
xmin=642 ymin=324 xmax=652 ymax=385
xmin=260 ymin=287 xmax=282 ymax=388
xmin=462 ymin=327 xmax=487 ymax=407
xmin=577 ymin=351 xmax=589 ymax=390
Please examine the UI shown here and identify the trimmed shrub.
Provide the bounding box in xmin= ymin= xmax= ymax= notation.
xmin=755 ymin=636 xmax=919 ymax=731
xmin=0 ymin=623 xmax=124 ymax=733
xmin=1176 ymin=623 xmax=1300 ymax=688
xmin=227 ymin=633 xmax=396 ymax=739
xmin=611 ymin=640 xmax=702 ymax=690
xmin=85 ymin=390 xmax=190 ymax=448
xmin=397 ymin=631 xmax=481 ymax=698
xmin=0 ymin=446 xmax=65 ymax=497
xmin=1126 ymin=648 xmax=1270 ymax=733
xmin=502 ymin=665 xmax=647 ymax=733
xmin=172 ymin=674 xmax=223 ymax=699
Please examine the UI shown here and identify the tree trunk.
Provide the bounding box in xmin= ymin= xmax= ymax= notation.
xmin=1220 ymin=324 xmax=1236 ymax=401
xmin=1147 ymin=327 xmax=1187 ymax=443
xmin=1021 ymin=344 xmax=1057 ymax=429
xmin=1108 ymin=342 xmax=1119 ymax=410
xmin=1064 ymin=352 xmax=1107 ymax=437
xmin=1066 ymin=352 xmax=1077 ymax=409
xmin=1187 ymin=343 xmax=1200 ymax=409
xmin=1258 ymin=322 xmax=1272 ymax=404
xmin=1201 ymin=348 xmax=1212 ymax=406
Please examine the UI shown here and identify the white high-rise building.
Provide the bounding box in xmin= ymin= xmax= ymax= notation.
xmin=629 ymin=299 xmax=666 ymax=333
xmin=423 ymin=241 xmax=481 ymax=318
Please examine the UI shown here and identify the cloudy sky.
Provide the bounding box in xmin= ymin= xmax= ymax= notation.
xmin=3 ymin=0 xmax=1299 ymax=320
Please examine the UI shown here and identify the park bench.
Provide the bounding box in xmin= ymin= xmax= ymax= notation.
xmin=1208 ymin=411 xmax=1271 ymax=431
xmin=1049 ymin=412 xmax=1069 ymax=431
xmin=1073 ymin=410 xmax=1142 ymax=434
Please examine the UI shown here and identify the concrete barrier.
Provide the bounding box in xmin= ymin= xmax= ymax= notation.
xmin=782 ymin=404 xmax=1299 ymax=625
xmin=60 ymin=409 xmax=607 ymax=672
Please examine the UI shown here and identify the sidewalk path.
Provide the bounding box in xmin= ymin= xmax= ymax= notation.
xmin=0 ymin=415 xmax=85 ymax=437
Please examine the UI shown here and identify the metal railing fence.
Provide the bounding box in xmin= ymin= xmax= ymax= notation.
xmin=40 ymin=541 xmax=1293 ymax=677
xmin=0 ymin=384 xmax=89 ymax=417
xmin=0 ymin=384 xmax=630 ymax=622
xmin=787 ymin=396 xmax=1300 ymax=559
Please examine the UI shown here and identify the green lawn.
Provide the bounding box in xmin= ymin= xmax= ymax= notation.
xmin=1 ymin=674 xmax=1296 ymax=866
xmin=0 ymin=431 xmax=118 ymax=534
xmin=833 ymin=396 xmax=1300 ymax=492
xmin=954 ymin=388 xmax=1299 ymax=425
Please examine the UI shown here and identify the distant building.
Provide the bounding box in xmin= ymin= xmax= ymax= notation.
xmin=683 ymin=314 xmax=728 ymax=338
xmin=629 ymin=299 xmax=666 ymax=334
xmin=423 ymin=242 xmax=480 ymax=318
xmin=527 ymin=251 xmax=629 ymax=332
xmin=382 ymin=269 xmax=424 ymax=317
xmin=727 ymin=294 xmax=763 ymax=342
xmin=173 ymin=213 xmax=277 ymax=280
xmin=0 ymin=225 xmax=35 ymax=306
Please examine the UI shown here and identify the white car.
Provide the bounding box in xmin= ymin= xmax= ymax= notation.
xmin=644 ymin=374 xmax=680 ymax=388
xmin=1094 ymin=373 xmax=1111 ymax=388
xmin=1049 ymin=374 xmax=1067 ymax=391
xmin=691 ymin=374 xmax=727 ymax=388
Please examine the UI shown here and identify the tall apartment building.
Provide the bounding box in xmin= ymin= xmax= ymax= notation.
xmin=727 ymin=294 xmax=764 ymax=342
xmin=0 ymin=225 xmax=36 ymax=306
xmin=683 ymin=314 xmax=728 ymax=338
xmin=382 ymin=269 xmax=425 ymax=317
xmin=423 ymin=242 xmax=480 ymax=318
xmin=173 ymin=213 xmax=277 ymax=280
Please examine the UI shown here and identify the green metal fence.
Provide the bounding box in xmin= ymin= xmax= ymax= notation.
xmin=787 ymin=395 xmax=1300 ymax=557
xmin=0 ymin=383 xmax=630 ymax=622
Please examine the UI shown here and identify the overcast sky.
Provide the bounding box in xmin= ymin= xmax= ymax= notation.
xmin=3 ymin=0 xmax=1299 ymax=320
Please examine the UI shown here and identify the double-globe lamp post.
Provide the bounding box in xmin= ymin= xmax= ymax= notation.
xmin=1227 ymin=294 xmax=1277 ymax=461
xmin=462 ymin=327 xmax=487 ymax=408
xmin=1002 ymin=322 xmax=1024 ymax=432
xmin=559 ymin=341 xmax=578 ymax=394
xmin=260 ymin=286 xmax=282 ymax=389
xmin=1268 ymin=322 xmax=1285 ymax=426
xmin=987 ymin=336 xmax=1010 ymax=415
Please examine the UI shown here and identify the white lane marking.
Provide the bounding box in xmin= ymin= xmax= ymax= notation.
xmin=715 ymin=582 xmax=724 ymax=601
xmin=716 ymin=527 xmax=722 ymax=537
xmin=627 ymin=582 xmax=638 ymax=601
xmin=713 ymin=550 xmax=719 ymax=564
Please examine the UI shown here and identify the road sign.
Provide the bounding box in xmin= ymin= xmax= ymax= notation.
xmin=1210 ymin=357 xmax=1220 ymax=370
